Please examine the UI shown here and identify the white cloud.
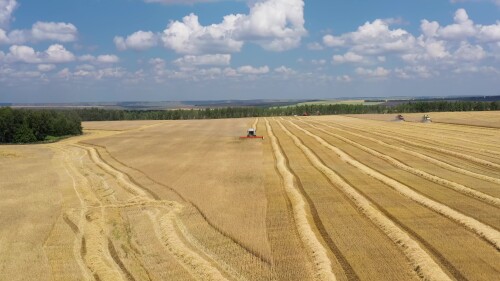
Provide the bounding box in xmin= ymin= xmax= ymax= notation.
xmin=114 ymin=31 xmax=158 ymax=51
xmin=3 ymin=44 xmax=75 ymax=64
xmin=31 ymin=22 xmax=78 ymax=42
xmin=37 ymin=64 xmax=56 ymax=72
xmin=0 ymin=0 xmax=18 ymax=28
xmin=160 ymin=13 xmax=244 ymax=54
xmin=438 ymin=9 xmax=476 ymax=40
xmin=77 ymin=54 xmax=120 ymax=64
xmin=454 ymin=41 xmax=486 ymax=61
xmin=237 ymin=65 xmax=269 ymax=74
xmin=477 ymin=22 xmax=500 ymax=42
xmin=332 ymin=51 xmax=364 ymax=64
xmin=323 ymin=35 xmax=345 ymax=47
xmin=0 ymin=21 xmax=78 ymax=44
xmin=323 ymin=19 xmax=416 ymax=55
xmin=173 ymin=54 xmax=231 ymax=67
xmin=122 ymin=0 xmax=306 ymax=54
xmin=96 ymin=54 xmax=120 ymax=63
xmin=355 ymin=66 xmax=391 ymax=78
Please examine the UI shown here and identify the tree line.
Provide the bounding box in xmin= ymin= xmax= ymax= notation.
xmin=0 ymin=107 xmax=82 ymax=143
xmin=73 ymin=100 xmax=500 ymax=121
xmin=1 ymin=100 xmax=498 ymax=143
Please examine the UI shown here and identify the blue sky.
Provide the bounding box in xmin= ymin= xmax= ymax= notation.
xmin=0 ymin=0 xmax=499 ymax=102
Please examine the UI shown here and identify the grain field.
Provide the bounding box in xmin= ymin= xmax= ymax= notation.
xmin=1 ymin=113 xmax=499 ymax=280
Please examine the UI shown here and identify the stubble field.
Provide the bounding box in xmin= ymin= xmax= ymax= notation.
xmin=1 ymin=113 xmax=499 ymax=281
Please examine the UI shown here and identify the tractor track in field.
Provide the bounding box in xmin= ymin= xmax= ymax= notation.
xmin=53 ymin=142 xmax=232 ymax=281
xmin=388 ymin=125 xmax=500 ymax=154
xmin=295 ymin=120 xmax=500 ymax=208
xmin=287 ymin=121 xmax=500 ymax=251
xmin=322 ymin=120 xmax=500 ymax=171
xmin=365 ymin=125 xmax=500 ymax=160
xmin=274 ymin=119 xmax=453 ymax=281
xmin=313 ymin=120 xmax=500 ymax=185
xmin=80 ymin=142 xmax=273 ymax=268
xmin=265 ymin=119 xmax=337 ymax=281
xmin=279 ymin=122 xmax=470 ymax=281
xmin=271 ymin=121 xmax=360 ymax=281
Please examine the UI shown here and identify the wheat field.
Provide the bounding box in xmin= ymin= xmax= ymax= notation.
xmin=1 ymin=113 xmax=499 ymax=281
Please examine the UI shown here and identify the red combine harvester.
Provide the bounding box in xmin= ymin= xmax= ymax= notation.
xmin=240 ymin=128 xmax=264 ymax=139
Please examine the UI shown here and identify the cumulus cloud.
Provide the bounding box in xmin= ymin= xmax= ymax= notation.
xmin=0 ymin=0 xmax=17 ymax=28
xmin=119 ymin=0 xmax=306 ymax=54
xmin=0 ymin=21 xmax=78 ymax=44
xmin=323 ymin=19 xmax=416 ymax=55
xmin=114 ymin=31 xmax=158 ymax=51
xmin=332 ymin=51 xmax=365 ymax=64
xmin=173 ymin=54 xmax=231 ymax=67
xmin=31 ymin=22 xmax=78 ymax=42
xmin=3 ymin=44 xmax=75 ymax=63
xmin=237 ymin=65 xmax=269 ymax=74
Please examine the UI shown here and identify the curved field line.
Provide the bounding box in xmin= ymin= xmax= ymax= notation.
xmin=175 ymin=212 xmax=249 ymax=281
xmin=275 ymin=120 xmax=452 ymax=281
xmin=76 ymin=145 xmax=150 ymax=199
xmin=314 ymin=120 xmax=500 ymax=185
xmin=287 ymin=121 xmax=500 ymax=251
xmin=265 ymin=119 xmax=337 ymax=281
xmin=148 ymin=208 xmax=229 ymax=281
xmin=331 ymin=120 xmax=500 ymax=170
xmin=297 ymin=121 xmax=500 ymax=208
xmin=67 ymin=143 xmax=227 ymax=280
xmin=82 ymin=142 xmax=272 ymax=266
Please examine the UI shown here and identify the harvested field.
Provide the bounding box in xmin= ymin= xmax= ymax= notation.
xmin=1 ymin=112 xmax=499 ymax=280
xmin=348 ymin=111 xmax=500 ymax=128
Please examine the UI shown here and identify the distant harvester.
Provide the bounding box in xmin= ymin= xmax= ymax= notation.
xmin=240 ymin=128 xmax=264 ymax=139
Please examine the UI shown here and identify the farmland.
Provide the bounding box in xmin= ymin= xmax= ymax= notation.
xmin=1 ymin=113 xmax=499 ymax=281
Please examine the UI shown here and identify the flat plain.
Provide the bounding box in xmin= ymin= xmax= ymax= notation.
xmin=1 ymin=113 xmax=499 ymax=281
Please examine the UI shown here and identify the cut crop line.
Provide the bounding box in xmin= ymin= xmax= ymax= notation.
xmin=175 ymin=212 xmax=249 ymax=281
xmin=276 ymin=120 xmax=453 ymax=281
xmin=277 ymin=120 xmax=454 ymax=280
xmin=315 ymin=121 xmax=500 ymax=185
xmin=333 ymin=120 xmax=500 ymax=170
xmin=297 ymin=121 xmax=500 ymax=208
xmin=148 ymin=207 xmax=229 ymax=281
xmin=265 ymin=119 xmax=337 ymax=281
xmin=75 ymin=144 xmax=150 ymax=198
xmin=287 ymin=121 xmax=500 ymax=251
xmin=367 ymin=125 xmax=500 ymax=159
xmin=271 ymin=121 xmax=360 ymax=281
xmin=82 ymin=142 xmax=272 ymax=266
xmin=252 ymin=118 xmax=258 ymax=129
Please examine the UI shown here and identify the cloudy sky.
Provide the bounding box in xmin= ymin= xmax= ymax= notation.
xmin=1 ymin=0 xmax=499 ymax=102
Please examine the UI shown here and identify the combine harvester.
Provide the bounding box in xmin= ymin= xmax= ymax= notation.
xmin=422 ymin=114 xmax=432 ymax=123
xmin=240 ymin=128 xmax=264 ymax=140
